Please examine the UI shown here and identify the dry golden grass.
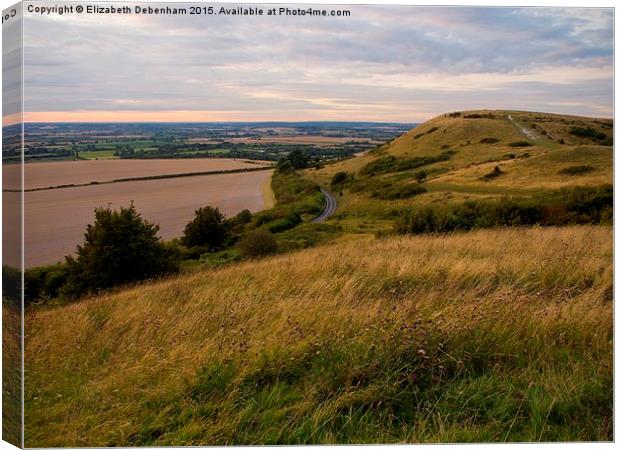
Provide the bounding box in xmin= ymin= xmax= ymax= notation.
xmin=311 ymin=110 xmax=612 ymax=191
xmin=2 ymin=301 xmax=22 ymax=447
xmin=306 ymin=111 xmax=612 ymax=236
xmin=25 ymin=225 xmax=612 ymax=445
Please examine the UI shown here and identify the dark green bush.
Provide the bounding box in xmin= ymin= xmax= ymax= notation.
xmin=265 ymin=213 xmax=302 ymax=233
xmin=330 ymin=171 xmax=348 ymax=186
xmin=569 ymin=126 xmax=606 ymax=141
xmin=234 ymin=209 xmax=253 ymax=224
xmin=480 ymin=138 xmax=500 ymax=144
xmin=25 ymin=264 xmax=68 ymax=304
xmin=508 ymin=141 xmax=533 ymax=147
xmin=558 ymin=165 xmax=595 ymax=176
xmin=238 ymin=230 xmax=278 ymax=258
xmin=2 ymin=265 xmax=21 ymax=305
xmin=182 ymin=206 xmax=229 ymax=250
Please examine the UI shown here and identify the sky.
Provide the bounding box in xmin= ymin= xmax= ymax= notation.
xmin=7 ymin=4 xmax=615 ymax=123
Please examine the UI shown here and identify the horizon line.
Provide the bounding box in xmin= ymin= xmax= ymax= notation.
xmin=6 ymin=120 xmax=420 ymax=126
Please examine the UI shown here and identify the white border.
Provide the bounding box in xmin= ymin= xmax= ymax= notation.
xmin=0 ymin=1 xmax=616 ymax=449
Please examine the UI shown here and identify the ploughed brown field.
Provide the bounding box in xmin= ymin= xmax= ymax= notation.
xmin=4 ymin=158 xmax=270 ymax=190
xmin=4 ymin=159 xmax=274 ymax=268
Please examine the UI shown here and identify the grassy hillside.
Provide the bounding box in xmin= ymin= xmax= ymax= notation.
xmin=307 ymin=110 xmax=612 ymax=231
xmin=25 ymin=226 xmax=612 ymax=445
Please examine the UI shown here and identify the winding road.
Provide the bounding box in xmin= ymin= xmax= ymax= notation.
xmin=313 ymin=188 xmax=337 ymax=222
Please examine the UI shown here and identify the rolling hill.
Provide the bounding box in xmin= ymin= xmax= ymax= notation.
xmin=306 ymin=110 xmax=612 ymax=231
xmin=24 ymin=110 xmax=613 ymax=445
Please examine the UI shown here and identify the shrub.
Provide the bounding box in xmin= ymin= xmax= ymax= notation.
xmin=394 ymin=185 xmax=612 ymax=235
xmin=265 ymin=212 xmax=302 ymax=233
xmin=558 ymin=165 xmax=595 ymax=176
xmin=508 ymin=141 xmax=533 ymax=147
xmin=480 ymin=138 xmax=500 ymax=144
xmin=2 ymin=265 xmax=21 ymax=305
xmin=24 ymin=264 xmax=68 ymax=304
xmin=276 ymin=159 xmax=294 ymax=174
xmin=371 ymin=183 xmax=427 ymax=200
xmin=330 ymin=171 xmax=348 ymax=186
xmin=182 ymin=206 xmax=229 ymax=250
xmin=62 ymin=205 xmax=178 ymax=299
xmin=238 ymin=230 xmax=278 ymax=258
xmin=481 ymin=166 xmax=504 ymax=181
xmin=414 ymin=170 xmax=427 ymax=182
xmin=569 ymin=126 xmax=606 ymax=141
xmin=234 ymin=209 xmax=253 ymax=224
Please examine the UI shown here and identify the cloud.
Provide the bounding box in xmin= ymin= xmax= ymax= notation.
xmin=21 ymin=4 xmax=613 ymax=122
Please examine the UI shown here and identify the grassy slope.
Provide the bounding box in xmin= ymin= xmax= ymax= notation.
xmin=2 ymin=302 xmax=21 ymax=447
xmin=25 ymin=226 xmax=612 ymax=445
xmin=306 ymin=110 xmax=612 ymax=230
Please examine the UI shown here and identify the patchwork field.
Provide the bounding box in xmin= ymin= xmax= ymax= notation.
xmin=21 ymin=168 xmax=274 ymax=267
xmin=187 ymin=136 xmax=383 ymax=146
xmin=4 ymin=158 xmax=270 ymax=191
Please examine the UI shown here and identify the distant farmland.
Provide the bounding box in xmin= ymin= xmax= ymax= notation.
xmin=188 ymin=135 xmax=383 ymax=146
xmin=15 ymin=160 xmax=274 ymax=267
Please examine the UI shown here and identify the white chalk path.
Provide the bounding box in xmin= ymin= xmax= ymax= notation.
xmin=508 ymin=114 xmax=539 ymax=140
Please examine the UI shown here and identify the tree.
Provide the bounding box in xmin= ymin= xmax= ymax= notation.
xmin=288 ymin=150 xmax=310 ymax=170
xmin=238 ymin=229 xmax=278 ymax=258
xmin=182 ymin=206 xmax=228 ymax=249
xmin=276 ymin=158 xmax=294 ymax=174
xmin=62 ymin=204 xmax=176 ymax=299
xmin=233 ymin=209 xmax=252 ymax=225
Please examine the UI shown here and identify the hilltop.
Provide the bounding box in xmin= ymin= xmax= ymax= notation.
xmin=306 ymin=110 xmax=612 ymax=232
xmin=25 ymin=226 xmax=612 ymax=445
